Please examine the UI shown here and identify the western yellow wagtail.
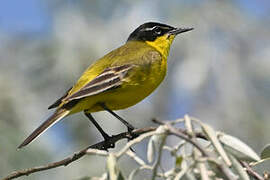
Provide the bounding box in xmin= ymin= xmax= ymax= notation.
xmin=18 ymin=22 xmax=193 ymax=149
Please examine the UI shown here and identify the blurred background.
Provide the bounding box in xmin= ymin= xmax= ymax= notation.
xmin=1 ymin=0 xmax=270 ymax=179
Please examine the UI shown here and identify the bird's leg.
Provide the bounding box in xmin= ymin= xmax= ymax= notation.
xmin=100 ymin=103 xmax=135 ymax=132
xmin=100 ymin=104 xmax=138 ymax=152
xmin=84 ymin=111 xmax=111 ymax=141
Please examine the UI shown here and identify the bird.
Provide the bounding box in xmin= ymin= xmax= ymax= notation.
xmin=18 ymin=22 xmax=193 ymax=149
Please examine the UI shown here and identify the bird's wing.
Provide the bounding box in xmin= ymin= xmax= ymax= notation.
xmin=64 ymin=64 xmax=134 ymax=102
xmin=48 ymin=64 xmax=134 ymax=109
xmin=47 ymin=43 xmax=156 ymax=109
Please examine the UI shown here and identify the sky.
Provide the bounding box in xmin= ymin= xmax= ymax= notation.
xmin=0 ymin=0 xmax=269 ymax=35
xmin=0 ymin=0 xmax=51 ymax=34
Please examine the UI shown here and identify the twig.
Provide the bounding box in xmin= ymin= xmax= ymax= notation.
xmin=241 ymin=161 xmax=265 ymax=180
xmin=3 ymin=118 xmax=261 ymax=180
xmin=153 ymin=119 xmax=238 ymax=180
xmin=116 ymin=129 xmax=162 ymax=158
xmin=126 ymin=150 xmax=146 ymax=166
xmin=1 ymin=127 xmax=155 ymax=180
xmin=2 ymin=145 xmax=92 ymax=180
xmin=152 ymin=118 xmax=207 ymax=140
xmin=166 ymin=123 xmax=208 ymax=156
xmin=184 ymin=115 xmax=210 ymax=180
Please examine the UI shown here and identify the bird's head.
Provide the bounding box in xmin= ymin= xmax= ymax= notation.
xmin=127 ymin=22 xmax=193 ymax=56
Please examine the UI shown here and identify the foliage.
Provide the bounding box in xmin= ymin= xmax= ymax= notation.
xmin=90 ymin=116 xmax=269 ymax=180
xmin=4 ymin=116 xmax=268 ymax=180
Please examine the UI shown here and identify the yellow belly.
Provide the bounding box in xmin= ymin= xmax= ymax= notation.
xmin=70 ymin=56 xmax=167 ymax=114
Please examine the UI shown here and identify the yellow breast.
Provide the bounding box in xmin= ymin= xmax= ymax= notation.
xmin=68 ymin=38 xmax=174 ymax=113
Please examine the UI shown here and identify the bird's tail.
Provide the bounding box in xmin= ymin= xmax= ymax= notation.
xmin=18 ymin=109 xmax=70 ymax=149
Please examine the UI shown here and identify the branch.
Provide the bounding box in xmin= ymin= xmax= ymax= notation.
xmin=153 ymin=118 xmax=238 ymax=180
xmin=3 ymin=118 xmax=257 ymax=180
xmin=152 ymin=118 xmax=207 ymax=140
xmin=152 ymin=119 xmax=208 ymax=156
xmin=241 ymin=161 xmax=265 ymax=180
xmin=1 ymin=127 xmax=155 ymax=180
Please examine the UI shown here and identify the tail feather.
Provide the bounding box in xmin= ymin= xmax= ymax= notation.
xmin=18 ymin=109 xmax=70 ymax=149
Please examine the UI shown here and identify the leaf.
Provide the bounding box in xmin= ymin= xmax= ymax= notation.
xmin=229 ymin=154 xmax=250 ymax=180
xmin=117 ymin=172 xmax=125 ymax=180
xmin=261 ymin=144 xmax=270 ymax=159
xmin=219 ymin=133 xmax=260 ymax=162
xmin=147 ymin=136 xmax=155 ymax=163
xmin=208 ymin=160 xmax=225 ymax=179
xmin=174 ymin=159 xmax=188 ymax=180
xmin=128 ymin=168 xmax=140 ymax=180
xmin=184 ymin=171 xmax=197 ymax=180
xmin=152 ymin=126 xmax=167 ymax=145
xmin=201 ymin=123 xmax=232 ymax=166
xmin=175 ymin=156 xmax=183 ymax=169
xmin=197 ymin=162 xmax=210 ymax=180
xmin=147 ymin=126 xmax=167 ymax=163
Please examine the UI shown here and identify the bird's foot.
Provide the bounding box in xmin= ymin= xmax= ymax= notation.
xmin=100 ymin=135 xmax=115 ymax=151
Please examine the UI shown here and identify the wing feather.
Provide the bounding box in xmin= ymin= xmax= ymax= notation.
xmin=66 ymin=64 xmax=134 ymax=101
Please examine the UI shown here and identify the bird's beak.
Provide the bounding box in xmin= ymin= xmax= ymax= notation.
xmin=168 ymin=27 xmax=194 ymax=35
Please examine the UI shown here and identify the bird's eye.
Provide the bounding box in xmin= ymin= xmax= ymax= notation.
xmin=153 ymin=26 xmax=162 ymax=35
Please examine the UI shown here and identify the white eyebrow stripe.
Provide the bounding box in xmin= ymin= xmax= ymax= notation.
xmin=143 ymin=26 xmax=157 ymax=31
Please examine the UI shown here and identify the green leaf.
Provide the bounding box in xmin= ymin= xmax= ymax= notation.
xmin=261 ymin=144 xmax=270 ymax=159
xmin=117 ymin=171 xmax=125 ymax=180
xmin=174 ymin=159 xmax=189 ymax=179
xmin=175 ymin=156 xmax=183 ymax=169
